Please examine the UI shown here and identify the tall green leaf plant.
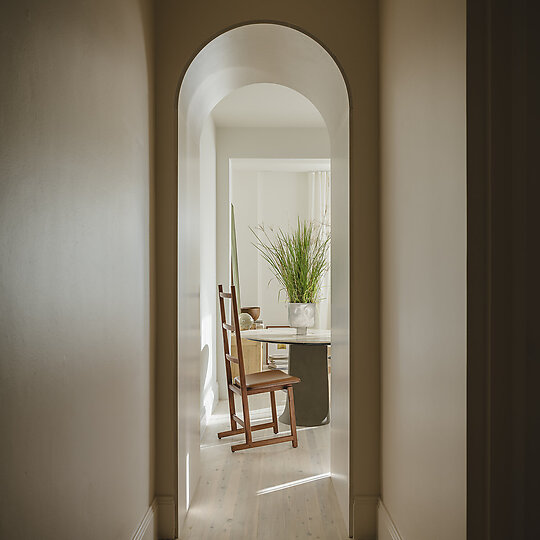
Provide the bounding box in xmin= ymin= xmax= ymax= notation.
xmin=251 ymin=219 xmax=330 ymax=304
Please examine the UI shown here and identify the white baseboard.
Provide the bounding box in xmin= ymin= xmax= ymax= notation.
xmin=377 ymin=499 xmax=403 ymax=540
xmin=157 ymin=495 xmax=176 ymax=540
xmin=132 ymin=499 xmax=158 ymax=540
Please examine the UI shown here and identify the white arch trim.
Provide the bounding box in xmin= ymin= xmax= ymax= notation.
xmin=177 ymin=23 xmax=350 ymax=532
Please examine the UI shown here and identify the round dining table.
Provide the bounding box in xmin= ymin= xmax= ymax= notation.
xmin=241 ymin=328 xmax=331 ymax=427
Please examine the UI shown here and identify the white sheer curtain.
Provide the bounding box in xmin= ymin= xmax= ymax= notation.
xmin=309 ymin=171 xmax=331 ymax=329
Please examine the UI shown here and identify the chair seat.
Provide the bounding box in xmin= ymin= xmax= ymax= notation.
xmin=234 ymin=369 xmax=300 ymax=389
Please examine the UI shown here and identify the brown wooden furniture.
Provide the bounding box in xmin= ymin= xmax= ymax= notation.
xmin=230 ymin=336 xmax=262 ymax=379
xmin=217 ymin=284 xmax=300 ymax=452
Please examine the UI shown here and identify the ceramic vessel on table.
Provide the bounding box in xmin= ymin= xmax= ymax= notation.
xmin=287 ymin=303 xmax=315 ymax=335
xmin=241 ymin=306 xmax=260 ymax=321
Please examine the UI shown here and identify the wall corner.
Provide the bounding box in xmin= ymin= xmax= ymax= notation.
xmin=377 ymin=499 xmax=403 ymax=540
xmin=352 ymin=495 xmax=378 ymax=539
xmin=156 ymin=496 xmax=176 ymax=540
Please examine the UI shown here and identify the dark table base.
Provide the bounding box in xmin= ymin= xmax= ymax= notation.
xmin=279 ymin=343 xmax=329 ymax=427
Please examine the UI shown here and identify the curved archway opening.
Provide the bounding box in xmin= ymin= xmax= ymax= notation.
xmin=177 ymin=23 xmax=350 ymax=534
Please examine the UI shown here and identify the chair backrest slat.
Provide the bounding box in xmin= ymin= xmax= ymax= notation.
xmin=218 ymin=284 xmax=247 ymax=390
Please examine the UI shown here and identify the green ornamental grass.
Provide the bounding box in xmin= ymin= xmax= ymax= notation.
xmin=251 ymin=219 xmax=330 ymax=304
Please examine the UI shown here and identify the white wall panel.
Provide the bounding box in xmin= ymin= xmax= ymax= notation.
xmin=199 ymin=117 xmax=218 ymax=428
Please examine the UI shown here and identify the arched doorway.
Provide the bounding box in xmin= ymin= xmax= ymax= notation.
xmin=176 ymin=23 xmax=351 ymax=534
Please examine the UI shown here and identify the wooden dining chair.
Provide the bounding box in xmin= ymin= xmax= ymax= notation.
xmin=217 ymin=284 xmax=300 ymax=452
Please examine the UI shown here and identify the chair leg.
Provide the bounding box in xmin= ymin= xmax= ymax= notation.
xmin=229 ymin=387 xmax=298 ymax=452
xmin=287 ymin=386 xmax=298 ymax=448
xmin=241 ymin=391 xmax=252 ymax=447
xmin=270 ymin=391 xmax=279 ymax=434
xmin=217 ymin=388 xmax=237 ymax=439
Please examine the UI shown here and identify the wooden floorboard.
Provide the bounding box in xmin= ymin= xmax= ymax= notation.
xmin=180 ymin=392 xmax=348 ymax=540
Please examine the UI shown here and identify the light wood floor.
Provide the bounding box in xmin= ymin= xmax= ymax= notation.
xmin=180 ymin=391 xmax=348 ymax=540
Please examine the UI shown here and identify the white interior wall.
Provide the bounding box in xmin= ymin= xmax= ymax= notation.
xmin=231 ymin=169 xmax=312 ymax=326
xmin=229 ymin=169 xmax=260 ymax=306
xmin=256 ymin=171 xmax=311 ymax=325
xmin=177 ymin=25 xmax=350 ymax=531
xmin=199 ymin=116 xmax=218 ymax=429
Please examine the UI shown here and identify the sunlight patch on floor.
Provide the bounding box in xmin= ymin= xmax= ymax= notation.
xmin=256 ymin=472 xmax=331 ymax=495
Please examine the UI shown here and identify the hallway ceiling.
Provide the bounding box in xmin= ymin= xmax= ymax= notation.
xmin=211 ymin=83 xmax=326 ymax=128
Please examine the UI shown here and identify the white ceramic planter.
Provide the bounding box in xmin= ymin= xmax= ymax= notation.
xmin=287 ymin=303 xmax=316 ymax=335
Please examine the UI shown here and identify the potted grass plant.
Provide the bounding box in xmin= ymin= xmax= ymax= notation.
xmin=251 ymin=219 xmax=330 ymax=334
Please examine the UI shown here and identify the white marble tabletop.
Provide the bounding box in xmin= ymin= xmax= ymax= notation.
xmin=241 ymin=328 xmax=331 ymax=345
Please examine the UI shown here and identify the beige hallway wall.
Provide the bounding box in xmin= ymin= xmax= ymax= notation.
xmin=0 ymin=0 xmax=155 ymax=538
xmin=379 ymin=0 xmax=466 ymax=539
